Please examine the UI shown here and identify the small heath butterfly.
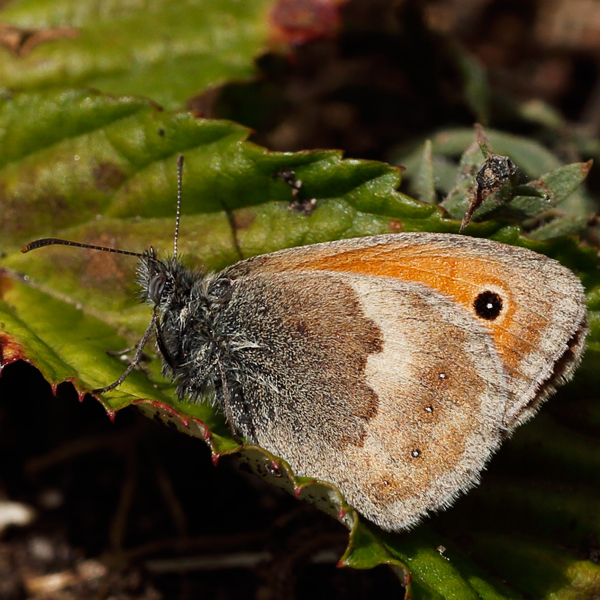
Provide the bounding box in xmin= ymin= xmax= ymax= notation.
xmin=22 ymin=157 xmax=588 ymax=531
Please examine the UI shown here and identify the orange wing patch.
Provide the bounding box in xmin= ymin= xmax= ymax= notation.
xmin=290 ymin=245 xmax=539 ymax=375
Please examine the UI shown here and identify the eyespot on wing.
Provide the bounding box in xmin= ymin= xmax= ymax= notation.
xmin=232 ymin=232 xmax=588 ymax=431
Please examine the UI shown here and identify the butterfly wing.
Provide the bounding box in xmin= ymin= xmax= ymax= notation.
xmin=218 ymin=267 xmax=509 ymax=531
xmin=230 ymin=232 xmax=587 ymax=431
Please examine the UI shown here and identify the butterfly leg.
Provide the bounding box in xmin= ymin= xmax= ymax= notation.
xmin=217 ymin=361 xmax=245 ymax=443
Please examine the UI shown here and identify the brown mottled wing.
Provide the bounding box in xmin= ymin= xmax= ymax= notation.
xmin=231 ymin=233 xmax=587 ymax=431
xmin=219 ymin=267 xmax=509 ymax=531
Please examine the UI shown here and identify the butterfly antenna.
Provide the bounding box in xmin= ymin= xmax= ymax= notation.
xmin=92 ymin=313 xmax=158 ymax=394
xmin=174 ymin=155 xmax=184 ymax=259
xmin=22 ymin=238 xmax=145 ymax=258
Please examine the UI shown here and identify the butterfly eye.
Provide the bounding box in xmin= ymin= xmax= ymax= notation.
xmin=148 ymin=273 xmax=167 ymax=304
xmin=210 ymin=277 xmax=233 ymax=300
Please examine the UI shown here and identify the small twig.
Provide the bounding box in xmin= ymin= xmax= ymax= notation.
xmin=221 ymin=201 xmax=244 ymax=261
xmin=25 ymin=429 xmax=138 ymax=475
xmin=145 ymin=551 xmax=273 ymax=573
xmin=109 ymin=448 xmax=137 ymax=551
xmin=152 ymin=453 xmax=188 ymax=537
xmin=123 ymin=531 xmax=270 ymax=561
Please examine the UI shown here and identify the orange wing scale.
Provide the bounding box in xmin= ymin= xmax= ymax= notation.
xmin=287 ymin=245 xmax=539 ymax=375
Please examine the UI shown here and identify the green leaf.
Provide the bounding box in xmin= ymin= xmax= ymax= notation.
xmin=416 ymin=139 xmax=436 ymax=204
xmin=395 ymin=127 xmax=595 ymax=239
xmin=450 ymin=42 xmax=490 ymax=125
xmin=1 ymin=90 xmax=600 ymax=598
xmin=0 ymin=0 xmax=278 ymax=110
xmin=463 ymin=532 xmax=600 ymax=600
xmin=535 ymin=160 xmax=593 ymax=205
